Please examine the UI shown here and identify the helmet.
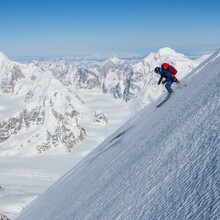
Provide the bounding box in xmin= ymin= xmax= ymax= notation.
xmin=154 ymin=67 xmax=160 ymax=73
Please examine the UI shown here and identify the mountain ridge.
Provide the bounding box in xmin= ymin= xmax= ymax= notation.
xmin=0 ymin=47 xmax=208 ymax=156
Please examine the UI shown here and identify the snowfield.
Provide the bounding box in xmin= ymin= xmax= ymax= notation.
xmin=16 ymin=50 xmax=220 ymax=220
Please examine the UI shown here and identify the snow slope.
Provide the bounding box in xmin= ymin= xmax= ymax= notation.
xmin=17 ymin=50 xmax=220 ymax=220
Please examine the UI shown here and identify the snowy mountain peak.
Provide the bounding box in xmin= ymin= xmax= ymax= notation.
xmin=110 ymin=56 xmax=123 ymax=64
xmin=0 ymin=51 xmax=9 ymax=62
xmin=143 ymin=47 xmax=182 ymax=64
xmin=158 ymin=47 xmax=178 ymax=56
xmin=103 ymin=56 xmax=124 ymax=66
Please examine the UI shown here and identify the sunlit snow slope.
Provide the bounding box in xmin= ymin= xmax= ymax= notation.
xmin=17 ymin=50 xmax=220 ymax=220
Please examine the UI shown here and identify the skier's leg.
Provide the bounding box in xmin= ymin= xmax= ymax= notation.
xmin=165 ymin=80 xmax=173 ymax=93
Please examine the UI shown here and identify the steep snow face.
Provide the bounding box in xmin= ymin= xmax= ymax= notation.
xmin=17 ymin=50 xmax=220 ymax=220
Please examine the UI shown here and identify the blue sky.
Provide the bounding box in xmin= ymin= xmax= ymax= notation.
xmin=0 ymin=0 xmax=220 ymax=57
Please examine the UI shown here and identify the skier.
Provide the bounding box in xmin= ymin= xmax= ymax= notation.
xmin=154 ymin=66 xmax=180 ymax=94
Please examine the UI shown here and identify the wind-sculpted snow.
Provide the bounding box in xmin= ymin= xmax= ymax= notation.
xmin=17 ymin=50 xmax=220 ymax=219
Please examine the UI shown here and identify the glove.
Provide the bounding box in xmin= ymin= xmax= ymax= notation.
xmin=162 ymin=80 xmax=167 ymax=84
xmin=173 ymin=77 xmax=180 ymax=84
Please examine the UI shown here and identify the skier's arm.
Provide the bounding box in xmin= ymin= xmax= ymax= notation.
xmin=158 ymin=76 xmax=163 ymax=85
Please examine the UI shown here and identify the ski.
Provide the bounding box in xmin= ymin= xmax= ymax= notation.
xmin=156 ymin=93 xmax=172 ymax=108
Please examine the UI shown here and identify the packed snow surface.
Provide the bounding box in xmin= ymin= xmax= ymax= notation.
xmin=17 ymin=51 xmax=220 ymax=219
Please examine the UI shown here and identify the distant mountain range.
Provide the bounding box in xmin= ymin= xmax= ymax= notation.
xmin=0 ymin=48 xmax=209 ymax=155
